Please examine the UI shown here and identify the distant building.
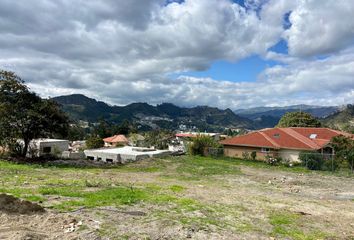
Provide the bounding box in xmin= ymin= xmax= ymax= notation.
xmin=103 ymin=135 xmax=129 ymax=147
xmin=84 ymin=146 xmax=171 ymax=163
xmin=29 ymin=139 xmax=69 ymax=157
xmin=220 ymin=127 xmax=354 ymax=162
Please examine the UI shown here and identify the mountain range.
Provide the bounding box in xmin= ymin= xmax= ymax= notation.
xmin=235 ymin=105 xmax=339 ymax=128
xmin=52 ymin=94 xmax=353 ymax=132
xmin=52 ymin=94 xmax=253 ymax=132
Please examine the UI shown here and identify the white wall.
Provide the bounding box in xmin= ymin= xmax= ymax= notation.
xmin=29 ymin=140 xmax=69 ymax=157
xmin=278 ymin=149 xmax=301 ymax=163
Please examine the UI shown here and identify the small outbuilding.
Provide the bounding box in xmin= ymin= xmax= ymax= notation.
xmin=29 ymin=139 xmax=69 ymax=157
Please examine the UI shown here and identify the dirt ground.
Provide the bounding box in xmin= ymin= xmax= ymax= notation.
xmin=0 ymin=157 xmax=353 ymax=240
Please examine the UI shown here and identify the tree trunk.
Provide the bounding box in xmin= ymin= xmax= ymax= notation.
xmin=22 ymin=139 xmax=30 ymax=158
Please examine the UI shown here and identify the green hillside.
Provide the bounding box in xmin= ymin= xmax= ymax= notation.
xmin=322 ymin=104 xmax=354 ymax=132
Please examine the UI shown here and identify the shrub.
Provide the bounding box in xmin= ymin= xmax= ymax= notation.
xmin=115 ymin=142 xmax=125 ymax=148
xmin=86 ymin=136 xmax=104 ymax=149
xmin=189 ymin=135 xmax=221 ymax=156
xmin=250 ymin=151 xmax=257 ymax=161
xmin=242 ymin=151 xmax=251 ymax=160
xmin=299 ymin=151 xmax=323 ymax=170
xmin=322 ymin=158 xmax=340 ymax=172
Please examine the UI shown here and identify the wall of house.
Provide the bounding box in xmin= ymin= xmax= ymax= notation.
xmin=278 ymin=149 xmax=302 ymax=163
xmin=223 ymin=145 xmax=276 ymax=161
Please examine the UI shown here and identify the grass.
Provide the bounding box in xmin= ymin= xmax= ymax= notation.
xmin=0 ymin=155 xmax=352 ymax=238
xmin=269 ymin=211 xmax=328 ymax=240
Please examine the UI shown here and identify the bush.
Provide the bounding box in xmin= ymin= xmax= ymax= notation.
xmin=242 ymin=151 xmax=251 ymax=160
xmin=86 ymin=136 xmax=104 ymax=149
xmin=251 ymin=151 xmax=257 ymax=161
xmin=299 ymin=152 xmax=323 ymax=170
xmin=115 ymin=142 xmax=126 ymax=148
xmin=189 ymin=135 xmax=221 ymax=156
xmin=322 ymin=158 xmax=341 ymax=172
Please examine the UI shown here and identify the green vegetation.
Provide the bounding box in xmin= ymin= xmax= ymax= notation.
xmin=276 ymin=111 xmax=321 ymax=128
xmin=269 ymin=211 xmax=328 ymax=240
xmin=0 ymin=70 xmax=69 ymax=157
xmin=85 ymin=136 xmax=104 ymax=149
xmin=299 ymin=152 xmax=324 ymax=170
xmin=0 ymin=155 xmax=351 ymax=238
xmin=331 ymin=135 xmax=354 ymax=173
xmin=322 ymin=104 xmax=354 ymax=133
xmin=52 ymin=94 xmax=253 ymax=132
xmin=189 ymin=135 xmax=222 ymax=156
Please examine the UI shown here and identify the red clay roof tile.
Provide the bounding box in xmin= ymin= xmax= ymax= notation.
xmin=220 ymin=127 xmax=353 ymax=150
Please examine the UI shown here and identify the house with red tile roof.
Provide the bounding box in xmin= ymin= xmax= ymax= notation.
xmin=103 ymin=134 xmax=129 ymax=147
xmin=220 ymin=127 xmax=354 ymax=162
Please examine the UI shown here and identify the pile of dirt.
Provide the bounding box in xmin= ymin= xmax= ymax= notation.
xmin=0 ymin=194 xmax=45 ymax=214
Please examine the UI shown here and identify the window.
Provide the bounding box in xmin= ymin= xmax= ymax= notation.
xmin=309 ymin=134 xmax=317 ymax=139
xmin=273 ymin=133 xmax=280 ymax=138
xmin=43 ymin=147 xmax=51 ymax=154
xmin=106 ymin=159 xmax=113 ymax=163
xmin=261 ymin=148 xmax=271 ymax=153
xmin=87 ymin=156 xmax=94 ymax=160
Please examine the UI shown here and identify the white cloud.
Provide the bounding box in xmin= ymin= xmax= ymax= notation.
xmin=284 ymin=0 xmax=354 ymax=57
xmin=0 ymin=0 xmax=353 ymax=109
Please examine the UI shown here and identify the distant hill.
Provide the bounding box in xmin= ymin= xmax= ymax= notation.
xmin=235 ymin=104 xmax=339 ymax=129
xmin=322 ymin=104 xmax=354 ymax=132
xmin=52 ymin=94 xmax=253 ymax=131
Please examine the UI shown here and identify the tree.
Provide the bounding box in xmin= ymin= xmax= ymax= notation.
xmin=0 ymin=70 xmax=69 ymax=157
xmin=331 ymin=135 xmax=354 ymax=173
xmin=114 ymin=120 xmax=131 ymax=135
xmin=189 ymin=135 xmax=221 ymax=156
xmin=67 ymin=125 xmax=87 ymax=141
xmin=276 ymin=112 xmax=321 ymax=128
xmin=86 ymin=136 xmax=104 ymax=149
xmin=93 ymin=119 xmax=112 ymax=138
xmin=143 ymin=130 xmax=173 ymax=149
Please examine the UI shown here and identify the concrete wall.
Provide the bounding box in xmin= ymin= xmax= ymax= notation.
xmin=223 ymin=145 xmax=276 ymax=161
xmin=84 ymin=147 xmax=171 ymax=164
xmin=38 ymin=141 xmax=69 ymax=157
xmin=30 ymin=140 xmax=69 ymax=157
xmin=61 ymin=151 xmax=85 ymax=160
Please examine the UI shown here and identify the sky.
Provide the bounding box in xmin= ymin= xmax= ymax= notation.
xmin=0 ymin=0 xmax=354 ymax=109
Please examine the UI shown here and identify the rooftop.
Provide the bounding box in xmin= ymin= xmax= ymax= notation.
xmin=220 ymin=127 xmax=354 ymax=150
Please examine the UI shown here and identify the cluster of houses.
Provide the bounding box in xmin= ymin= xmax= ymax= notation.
xmin=25 ymin=127 xmax=354 ymax=164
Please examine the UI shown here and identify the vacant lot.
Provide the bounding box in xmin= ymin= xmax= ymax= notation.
xmin=0 ymin=156 xmax=353 ymax=240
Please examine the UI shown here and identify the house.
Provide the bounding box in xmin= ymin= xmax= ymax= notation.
xmin=103 ymin=135 xmax=129 ymax=147
xmin=220 ymin=127 xmax=354 ymax=162
xmin=29 ymin=139 xmax=69 ymax=157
